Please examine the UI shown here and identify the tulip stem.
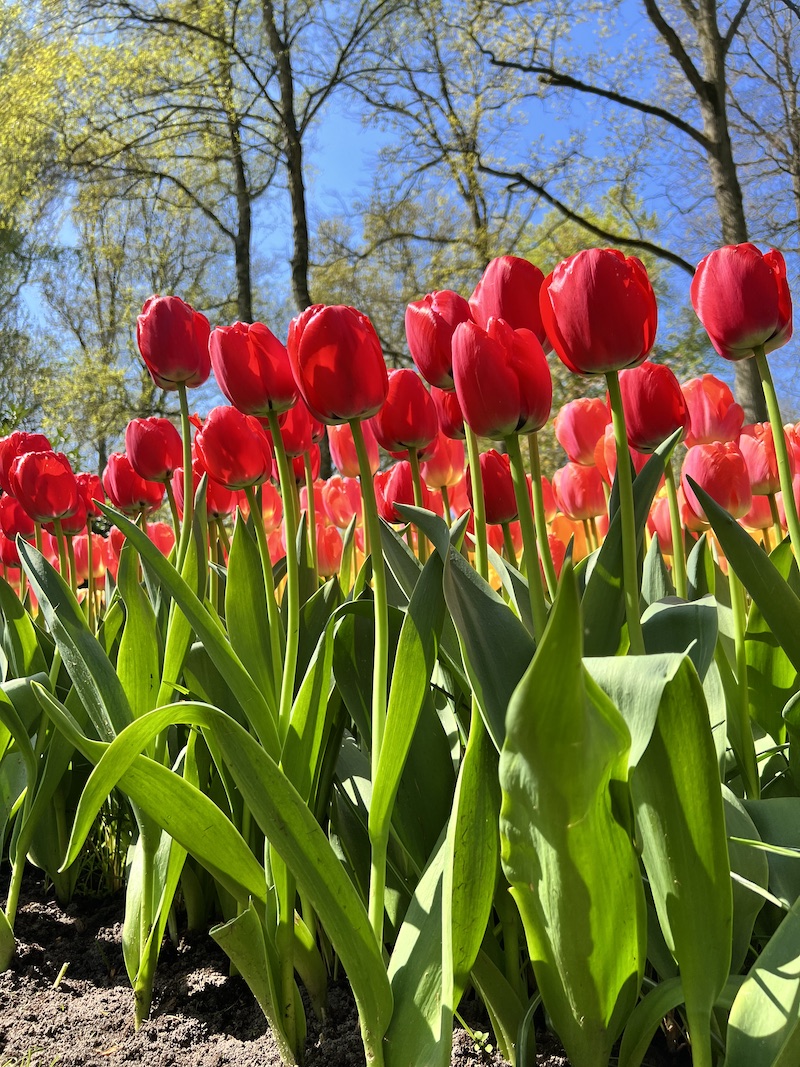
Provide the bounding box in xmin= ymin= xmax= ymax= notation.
xmin=350 ymin=418 xmax=389 ymax=947
xmin=756 ymin=348 xmax=800 ymax=553
xmin=502 ymin=523 xmax=518 ymax=568
xmin=303 ymin=451 xmax=319 ymax=575
xmin=176 ymin=384 xmax=194 ymax=571
xmin=440 ymin=485 xmax=451 ymax=528
xmin=605 ymin=371 xmax=645 ymax=655
xmin=266 ymin=412 xmax=301 ymax=741
xmin=464 ymin=427 xmax=489 ymax=581
xmin=506 ymin=434 xmax=548 ymax=642
xmin=52 ymin=519 xmax=70 ymax=590
xmin=768 ymin=493 xmax=784 ymax=547
xmin=165 ymin=479 xmax=181 ymax=551
xmin=665 ymin=462 xmax=688 ymax=599
xmin=407 ymin=448 xmax=428 ymax=563
xmin=86 ymin=520 xmax=96 ymax=631
xmin=527 ymin=432 xmax=558 ymax=597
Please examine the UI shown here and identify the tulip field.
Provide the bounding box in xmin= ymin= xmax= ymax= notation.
xmin=2 ymin=243 xmax=800 ymax=1067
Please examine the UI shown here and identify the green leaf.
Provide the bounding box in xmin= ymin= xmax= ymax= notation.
xmin=470 ymin=948 xmax=529 ymax=1066
xmin=0 ymin=573 xmax=47 ymax=677
xmin=723 ymin=787 xmax=769 ymax=974
xmin=0 ymin=907 xmax=14 ymax=971
xmin=95 ymin=502 xmax=279 ymax=759
xmin=630 ymin=656 xmax=732 ymax=1067
xmin=18 ymin=540 xmax=133 ymax=742
xmin=225 ymin=513 xmax=278 ymax=711
xmin=725 ymin=893 xmax=800 ymax=1067
xmin=742 ymin=798 xmax=800 ymax=907
xmin=641 ymin=534 xmax=674 ymax=606
xmin=686 ymin=479 xmax=800 ymax=675
xmin=116 ymin=542 xmax=160 ymax=719
xmin=745 ymin=541 xmax=799 ymax=742
xmin=211 ymin=904 xmax=295 ymax=1065
xmin=640 ymin=596 xmax=718 ymax=680
xmin=281 ymin=624 xmax=336 ymax=803
xmin=370 ymin=549 xmax=445 ymax=840
xmin=618 ymin=977 xmax=683 ymax=1067
xmin=500 ymin=561 xmax=644 ymax=1067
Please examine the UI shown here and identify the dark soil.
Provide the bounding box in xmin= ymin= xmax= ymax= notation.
xmin=0 ymin=874 xmax=685 ymax=1067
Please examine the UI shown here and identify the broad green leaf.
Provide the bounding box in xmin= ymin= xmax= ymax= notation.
xmin=281 ymin=625 xmax=336 ymax=803
xmin=641 ymin=534 xmax=674 ymax=606
xmin=745 ymin=541 xmax=799 ymax=742
xmin=687 ymin=479 xmax=800 ymax=675
xmin=225 ymin=513 xmax=277 ymax=711
xmin=501 ymin=562 xmax=644 ymax=1067
xmin=18 ymin=540 xmax=133 ymax=742
xmin=116 ymin=543 xmax=160 ymax=719
xmin=723 ymin=788 xmax=768 ymax=974
xmin=211 ymin=904 xmax=295 ymax=1065
xmin=95 ymin=502 xmax=279 ymax=759
xmin=486 ymin=543 xmax=534 ymax=634
xmin=470 ymin=948 xmax=529 ymax=1067
xmin=630 ymin=655 xmax=731 ymax=1067
xmin=296 ymin=578 xmax=341 ymax=689
xmin=725 ymin=894 xmax=800 ymax=1067
xmin=640 ymin=596 xmax=718 ymax=680
xmin=687 ymin=534 xmax=715 ymax=600
xmin=385 ymin=835 xmax=450 ymax=1067
xmin=370 ymin=549 xmax=445 ymax=839
xmin=742 ymin=798 xmax=800 ymax=907
xmin=618 ymin=977 xmax=683 ymax=1067
xmin=0 ymin=574 xmax=47 ymax=677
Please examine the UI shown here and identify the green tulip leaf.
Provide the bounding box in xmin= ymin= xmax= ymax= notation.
xmin=500 ymin=561 xmax=644 ymax=1067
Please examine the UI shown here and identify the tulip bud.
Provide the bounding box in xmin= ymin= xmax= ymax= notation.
xmin=682 ymin=375 xmax=744 ymax=447
xmin=691 ymin=244 xmax=792 ymax=360
xmin=618 ymin=361 xmax=689 ymax=453
xmin=103 ymin=454 xmax=165 ymax=515
xmin=136 ymin=295 xmax=211 ymax=390
xmin=465 ymin=449 xmax=518 ymax=525
xmin=370 ymin=369 xmax=438 ymax=454
xmin=328 ymin=421 xmax=379 ymax=478
xmin=210 ymin=320 xmax=298 ymax=415
xmin=681 ymin=442 xmax=752 ymax=522
xmin=194 ymin=407 xmax=274 ymax=490
xmin=125 ymin=417 xmax=183 ymax=483
xmin=552 ymin=462 xmax=607 ymax=521
xmin=554 ymin=397 xmax=610 ymax=465
xmin=405 ymin=290 xmax=472 ymax=390
xmin=10 ymin=451 xmax=80 ymax=523
xmin=469 ymin=255 xmax=548 ymax=345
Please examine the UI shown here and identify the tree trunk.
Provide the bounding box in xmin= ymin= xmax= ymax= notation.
xmin=230 ymin=123 xmax=254 ymax=323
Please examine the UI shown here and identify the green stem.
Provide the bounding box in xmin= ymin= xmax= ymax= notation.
xmin=216 ymin=516 xmax=231 ymax=557
xmin=176 ymin=383 xmax=194 ymax=571
xmin=267 ymin=412 xmax=300 ymax=741
xmin=440 ymin=485 xmax=451 ymax=528
xmin=52 ymin=519 xmax=70 ymax=589
xmin=582 ymin=518 xmax=596 ymax=553
xmin=605 ymin=371 xmax=645 ymax=655
xmin=755 ymin=348 xmax=800 ymax=552
xmin=729 ymin=567 xmax=760 ymax=799
xmin=86 ymin=519 xmax=96 ymax=631
xmin=303 ymin=451 xmax=319 ymax=575
xmin=350 ymin=418 xmax=390 ymax=947
xmin=506 ymin=434 xmax=548 ymax=642
xmin=527 ymin=432 xmax=558 ymax=597
xmin=768 ymin=492 xmax=784 ymax=548
xmin=407 ymin=447 xmax=428 ymax=563
xmin=665 ymin=462 xmax=688 ymax=599
xmin=464 ymin=426 xmax=489 ymax=580
xmin=501 ymin=522 xmax=517 ymax=568
xmin=165 ymin=478 xmax=181 ymax=551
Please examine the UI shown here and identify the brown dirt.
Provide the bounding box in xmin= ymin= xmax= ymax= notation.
xmin=0 ymin=874 xmax=684 ymax=1067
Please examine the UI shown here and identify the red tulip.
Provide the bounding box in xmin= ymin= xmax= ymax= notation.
xmin=469 ymin=255 xmax=548 ymax=346
xmin=594 ymin=424 xmax=649 ymax=487
xmin=0 ymin=532 xmax=22 ymax=567
xmin=369 ymin=369 xmax=438 ymax=454
xmin=287 ymin=304 xmax=388 ymax=423
xmin=10 ymin=451 xmax=80 ymax=523
xmin=451 ymin=318 xmax=552 ymax=438
xmin=103 ymin=453 xmax=165 ymax=515
xmin=316 ymin=523 xmax=343 ymax=577
xmin=681 ymin=442 xmax=752 ymax=522
xmin=431 ymin=386 xmax=465 ymax=440
xmin=300 ymin=480 xmax=326 ymax=522
xmin=682 ymin=375 xmax=744 ymax=447
xmin=690 ymin=244 xmax=792 ymax=360
xmin=328 ymin=421 xmax=379 ymax=478
xmin=136 ymin=295 xmax=211 ymax=390
xmin=375 ymin=461 xmax=429 ymax=522
xmin=322 ymin=476 xmax=362 ymax=528
xmin=73 ymin=532 xmax=108 ymax=585
xmin=267 ymin=402 xmax=314 ymax=457
xmin=125 ymin=417 xmax=183 ymax=483
xmin=194 ymin=407 xmax=273 ymax=490
xmin=552 ymin=462 xmax=607 ymax=521
xmin=740 ymin=493 xmax=774 ymax=531
xmin=539 ymin=248 xmax=657 ymax=375
xmin=44 ymin=495 xmax=87 ymax=536
xmin=466 ymin=449 xmax=518 ymax=525
xmin=618 ymin=361 xmax=690 ymax=453
xmin=0 ymin=431 xmax=52 ymax=494
xmin=420 ymin=430 xmax=465 ymax=489
xmin=75 ymin=473 xmax=105 ymax=519
xmin=405 ymin=290 xmax=472 ymax=390
xmin=0 ymin=494 xmax=35 ymax=539
xmin=647 ymin=495 xmax=674 ymax=555
xmin=738 ymin=422 xmax=793 ymax=496
xmin=260 ymin=482 xmax=283 ymax=533
xmin=554 ymin=397 xmax=610 ymax=465
xmin=210 ymin=320 xmax=298 ymax=415
xmin=147 ymin=522 xmax=176 ymax=557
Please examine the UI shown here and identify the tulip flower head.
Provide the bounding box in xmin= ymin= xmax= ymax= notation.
xmin=136 ymin=295 xmax=211 ymax=390
xmin=682 ymin=375 xmax=745 ymax=447
xmin=210 ymin=320 xmax=298 ymax=415
xmin=691 ymin=244 xmax=792 ymax=360
xmin=682 ymin=442 xmax=752 ymax=522
xmin=540 ymin=248 xmax=657 ymax=375
xmin=554 ymin=397 xmax=610 ymax=465
xmin=405 ymin=289 xmax=472 ymax=390
xmin=618 ymin=361 xmax=690 ymax=453
xmin=469 ymin=255 xmax=548 ymax=346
